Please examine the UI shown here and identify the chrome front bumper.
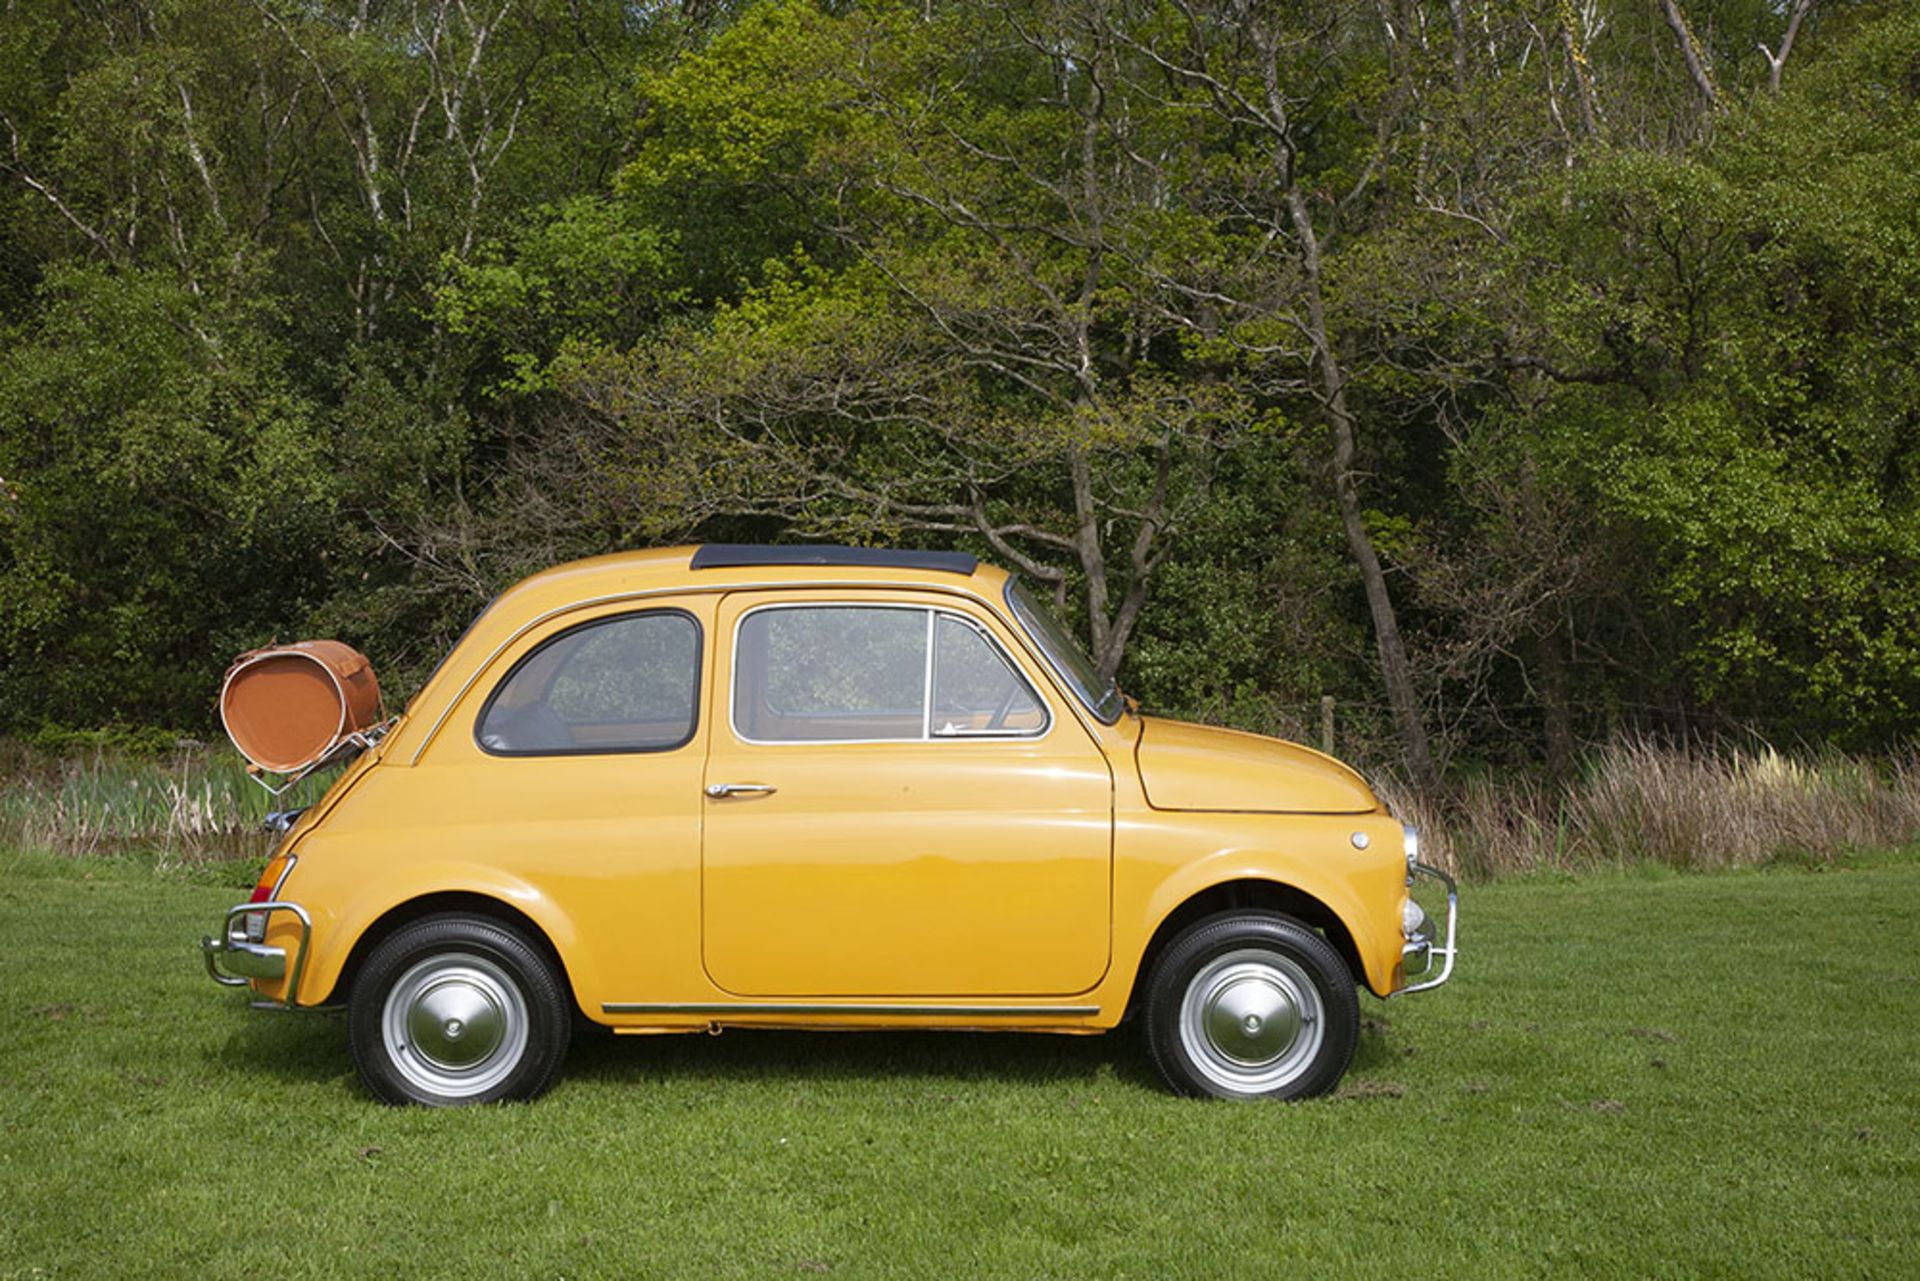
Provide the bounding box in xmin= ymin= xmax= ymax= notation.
xmin=1393 ymin=860 xmax=1458 ymax=996
xmin=201 ymin=900 xmax=312 ymax=1009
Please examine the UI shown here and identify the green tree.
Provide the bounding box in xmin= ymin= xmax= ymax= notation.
xmin=0 ymin=0 xmax=665 ymax=724
xmin=1527 ymin=22 xmax=1920 ymax=741
xmin=0 ymin=264 xmax=330 ymax=724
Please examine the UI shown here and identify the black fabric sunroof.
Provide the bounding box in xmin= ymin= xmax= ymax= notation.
xmin=689 ymin=544 xmax=979 ymax=575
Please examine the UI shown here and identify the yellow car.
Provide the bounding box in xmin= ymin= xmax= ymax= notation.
xmin=203 ymin=545 xmax=1456 ymax=1104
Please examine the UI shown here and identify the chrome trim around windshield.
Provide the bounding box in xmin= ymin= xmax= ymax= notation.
xmin=1004 ymin=577 xmax=1124 ymax=725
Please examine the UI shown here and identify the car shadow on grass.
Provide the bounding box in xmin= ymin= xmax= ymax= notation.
xmin=206 ymin=1002 xmax=1408 ymax=1098
xmin=207 ymin=1005 xmax=350 ymax=1086
xmin=567 ymin=1001 xmax=1410 ymax=1094
xmin=563 ymin=1021 xmax=1168 ymax=1093
xmin=203 ymin=1004 xmax=1167 ymax=1094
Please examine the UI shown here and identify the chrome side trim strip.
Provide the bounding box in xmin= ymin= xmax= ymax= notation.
xmin=601 ymin=1002 xmax=1101 ymax=1017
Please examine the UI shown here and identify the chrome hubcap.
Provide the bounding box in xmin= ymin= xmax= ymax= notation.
xmin=1179 ymin=948 xmax=1324 ymax=1093
xmin=382 ymin=952 xmax=528 ymax=1099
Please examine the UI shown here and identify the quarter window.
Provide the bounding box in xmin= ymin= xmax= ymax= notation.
xmin=733 ymin=605 xmax=1047 ymax=743
xmin=477 ymin=611 xmax=700 ymax=755
xmin=931 ymin=614 xmax=1046 ymax=735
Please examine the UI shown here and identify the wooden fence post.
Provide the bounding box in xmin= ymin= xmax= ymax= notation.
xmin=1320 ymin=694 xmax=1335 ymax=755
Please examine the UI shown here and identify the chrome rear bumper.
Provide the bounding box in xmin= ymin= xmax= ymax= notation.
xmin=1392 ymin=861 xmax=1458 ymax=996
xmin=200 ymin=900 xmax=312 ymax=1009
xmin=205 ymin=937 xmax=285 ymax=980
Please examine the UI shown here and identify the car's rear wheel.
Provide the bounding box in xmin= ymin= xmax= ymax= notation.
xmin=1143 ymin=911 xmax=1358 ymax=1100
xmin=348 ymin=914 xmax=571 ymax=1106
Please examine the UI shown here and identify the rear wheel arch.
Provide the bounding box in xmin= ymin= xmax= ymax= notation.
xmin=1123 ymin=878 xmax=1365 ymax=1020
xmin=321 ymin=892 xmax=578 ymax=1014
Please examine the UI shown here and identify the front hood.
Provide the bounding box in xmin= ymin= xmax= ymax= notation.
xmin=1134 ymin=716 xmax=1379 ymax=814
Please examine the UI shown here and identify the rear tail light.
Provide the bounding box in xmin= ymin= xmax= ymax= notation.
xmin=249 ymin=853 xmax=293 ymax=904
xmin=241 ymin=854 xmax=296 ymax=941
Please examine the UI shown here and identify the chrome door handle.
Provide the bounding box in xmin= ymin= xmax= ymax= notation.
xmin=705 ymin=783 xmax=778 ymax=799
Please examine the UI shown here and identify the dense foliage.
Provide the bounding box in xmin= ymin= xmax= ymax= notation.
xmin=1 ymin=0 xmax=1913 ymax=776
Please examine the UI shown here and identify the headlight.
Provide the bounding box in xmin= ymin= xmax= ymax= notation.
xmin=1401 ymin=897 xmax=1429 ymax=938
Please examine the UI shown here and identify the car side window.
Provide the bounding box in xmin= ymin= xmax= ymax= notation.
xmin=735 ymin=606 xmax=926 ymax=742
xmin=477 ymin=611 xmax=700 ymax=755
xmin=733 ymin=604 xmax=1047 ymax=743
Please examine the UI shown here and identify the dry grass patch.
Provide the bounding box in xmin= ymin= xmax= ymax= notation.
xmin=1393 ymin=738 xmax=1920 ymax=879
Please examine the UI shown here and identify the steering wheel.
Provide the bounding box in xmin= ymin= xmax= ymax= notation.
xmin=985 ymin=682 xmax=1023 ymax=732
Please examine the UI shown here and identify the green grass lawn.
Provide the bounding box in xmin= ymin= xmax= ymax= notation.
xmin=2 ymin=848 xmax=1916 ymax=1279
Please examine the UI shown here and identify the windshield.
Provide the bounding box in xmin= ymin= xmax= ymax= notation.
xmin=1004 ymin=577 xmax=1125 ymax=724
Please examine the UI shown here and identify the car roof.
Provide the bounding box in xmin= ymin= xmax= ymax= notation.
xmin=690 ymin=544 xmax=978 ymax=575
xmin=489 ymin=544 xmax=1009 ymax=621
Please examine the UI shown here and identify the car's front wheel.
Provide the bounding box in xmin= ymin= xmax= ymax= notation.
xmin=348 ymin=914 xmax=571 ymax=1106
xmin=1143 ymin=911 xmax=1358 ymax=1100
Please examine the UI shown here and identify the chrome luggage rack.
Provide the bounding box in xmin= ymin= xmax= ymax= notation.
xmin=243 ymin=716 xmax=397 ymax=797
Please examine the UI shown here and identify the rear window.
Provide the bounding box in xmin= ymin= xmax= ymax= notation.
xmin=476 ymin=610 xmax=700 ymax=755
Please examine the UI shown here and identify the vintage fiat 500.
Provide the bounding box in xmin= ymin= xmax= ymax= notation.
xmin=203 ymin=545 xmax=1456 ymax=1105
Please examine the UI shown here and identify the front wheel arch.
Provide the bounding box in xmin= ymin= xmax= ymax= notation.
xmin=1123 ymin=878 xmax=1364 ymax=1022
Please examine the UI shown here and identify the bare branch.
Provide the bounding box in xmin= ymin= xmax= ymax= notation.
xmin=174 ymin=81 xmax=227 ymax=233
xmin=1759 ymin=0 xmax=1815 ymax=95
xmin=1 ymin=113 xmax=122 ymax=260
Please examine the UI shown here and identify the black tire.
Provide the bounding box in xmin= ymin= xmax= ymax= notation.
xmin=1143 ymin=911 xmax=1359 ymax=1100
xmin=347 ymin=914 xmax=572 ymax=1106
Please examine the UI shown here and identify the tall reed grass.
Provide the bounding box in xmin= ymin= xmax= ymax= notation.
xmin=3 ymin=735 xmax=1915 ymax=878
xmin=1393 ymin=738 xmax=1920 ymax=880
xmin=0 ymin=739 xmax=334 ymax=864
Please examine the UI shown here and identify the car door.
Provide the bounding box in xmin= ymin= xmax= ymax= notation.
xmin=701 ymin=589 xmax=1114 ymax=997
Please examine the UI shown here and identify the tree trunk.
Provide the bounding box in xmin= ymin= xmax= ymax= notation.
xmin=1659 ymin=0 xmax=1718 ymax=108
xmin=1559 ymin=2 xmax=1602 ymax=140
xmin=1286 ymin=187 xmax=1439 ymax=795
xmin=1761 ymin=0 xmax=1815 ymax=95
xmin=1536 ymin=625 xmax=1575 ymax=781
